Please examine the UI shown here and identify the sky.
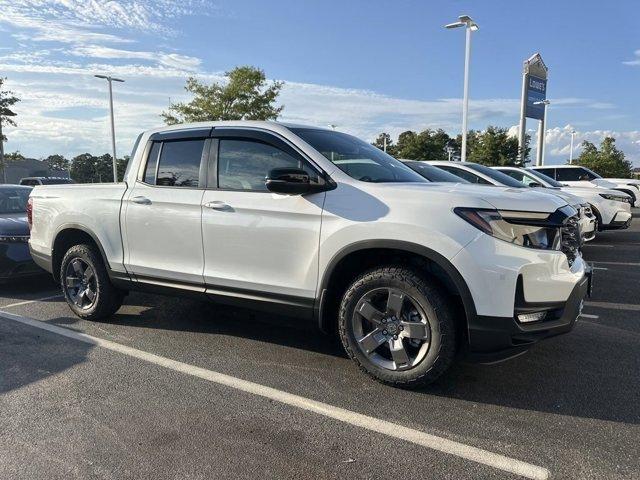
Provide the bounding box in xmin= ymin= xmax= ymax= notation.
xmin=0 ymin=0 xmax=639 ymax=166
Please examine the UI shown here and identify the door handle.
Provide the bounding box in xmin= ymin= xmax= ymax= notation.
xmin=132 ymin=196 xmax=152 ymax=205
xmin=204 ymin=201 xmax=230 ymax=211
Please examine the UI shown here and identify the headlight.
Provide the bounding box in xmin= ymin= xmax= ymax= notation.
xmin=0 ymin=235 xmax=29 ymax=243
xmin=599 ymin=193 xmax=630 ymax=203
xmin=454 ymin=207 xmax=563 ymax=250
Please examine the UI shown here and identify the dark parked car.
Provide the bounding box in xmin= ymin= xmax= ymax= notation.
xmin=0 ymin=185 xmax=42 ymax=282
xmin=401 ymin=160 xmax=470 ymax=183
xmin=19 ymin=177 xmax=74 ymax=186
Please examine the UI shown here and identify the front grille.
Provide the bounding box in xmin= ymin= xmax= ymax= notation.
xmin=561 ymin=214 xmax=581 ymax=266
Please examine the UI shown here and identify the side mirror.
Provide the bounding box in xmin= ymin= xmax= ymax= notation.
xmin=529 ymin=182 xmax=542 ymax=188
xmin=265 ymin=168 xmax=311 ymax=194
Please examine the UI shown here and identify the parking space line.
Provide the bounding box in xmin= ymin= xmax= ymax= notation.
xmin=1 ymin=294 xmax=63 ymax=309
xmin=591 ymin=261 xmax=640 ymax=267
xmin=580 ymin=314 xmax=599 ymax=319
xmin=585 ymin=301 xmax=640 ymax=312
xmin=0 ymin=310 xmax=550 ymax=480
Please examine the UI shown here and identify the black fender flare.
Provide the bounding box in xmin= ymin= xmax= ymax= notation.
xmin=314 ymin=239 xmax=477 ymax=335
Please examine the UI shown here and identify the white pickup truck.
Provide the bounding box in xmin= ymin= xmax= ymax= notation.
xmin=28 ymin=121 xmax=591 ymax=387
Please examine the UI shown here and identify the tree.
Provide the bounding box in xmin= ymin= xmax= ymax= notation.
xmin=44 ymin=154 xmax=70 ymax=172
xmin=575 ymin=137 xmax=632 ymax=178
xmin=162 ymin=66 xmax=284 ymax=124
xmin=457 ymin=127 xmax=530 ymax=166
xmin=372 ymin=133 xmax=395 ymax=155
xmin=393 ymin=129 xmax=452 ymax=160
xmin=1 ymin=77 xmax=20 ymax=182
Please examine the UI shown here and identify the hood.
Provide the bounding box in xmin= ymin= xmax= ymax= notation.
xmin=559 ymin=186 xmax=630 ymax=200
xmin=0 ymin=213 xmax=29 ymax=236
xmin=365 ymin=182 xmax=569 ymax=213
xmin=601 ymin=178 xmax=640 ymax=185
xmin=591 ymin=178 xmax=620 ymax=189
xmin=533 ymin=187 xmax=583 ymax=206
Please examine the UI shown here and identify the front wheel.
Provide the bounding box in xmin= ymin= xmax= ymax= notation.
xmin=338 ymin=266 xmax=457 ymax=388
xmin=60 ymin=244 xmax=124 ymax=320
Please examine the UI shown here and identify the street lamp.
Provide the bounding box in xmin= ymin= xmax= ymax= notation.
xmin=445 ymin=14 xmax=479 ymax=162
xmin=94 ymin=74 xmax=124 ymax=182
xmin=533 ymin=100 xmax=550 ymax=166
xmin=569 ymin=129 xmax=576 ymax=164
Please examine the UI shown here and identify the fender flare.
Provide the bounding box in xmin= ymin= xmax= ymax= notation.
xmin=315 ymin=239 xmax=477 ymax=334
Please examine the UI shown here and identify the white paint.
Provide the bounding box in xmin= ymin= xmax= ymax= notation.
xmin=580 ymin=314 xmax=600 ymax=319
xmin=0 ymin=310 xmax=550 ymax=480
xmin=1 ymin=294 xmax=62 ymax=309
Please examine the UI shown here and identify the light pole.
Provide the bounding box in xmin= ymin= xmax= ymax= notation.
xmin=534 ymin=100 xmax=550 ymax=166
xmin=446 ymin=15 xmax=479 ymax=162
xmin=95 ymin=74 xmax=124 ymax=182
xmin=569 ymin=129 xmax=576 ymax=164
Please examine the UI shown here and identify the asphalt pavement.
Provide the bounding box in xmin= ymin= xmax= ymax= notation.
xmin=1 ymin=210 xmax=639 ymax=480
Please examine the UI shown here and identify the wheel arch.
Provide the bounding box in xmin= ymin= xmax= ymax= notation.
xmin=52 ymin=224 xmax=111 ymax=282
xmin=315 ymin=240 xmax=477 ymax=339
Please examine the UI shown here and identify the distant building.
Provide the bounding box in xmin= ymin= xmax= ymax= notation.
xmin=632 ymin=167 xmax=640 ymax=179
xmin=1 ymin=157 xmax=70 ymax=184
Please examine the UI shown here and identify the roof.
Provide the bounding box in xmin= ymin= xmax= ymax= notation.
xmin=142 ymin=120 xmax=330 ymax=137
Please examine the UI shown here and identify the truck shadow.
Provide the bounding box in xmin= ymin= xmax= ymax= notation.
xmin=101 ymin=294 xmax=639 ymax=425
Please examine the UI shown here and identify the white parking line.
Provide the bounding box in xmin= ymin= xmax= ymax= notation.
xmin=592 ymin=261 xmax=640 ymax=267
xmin=580 ymin=314 xmax=599 ymax=319
xmin=1 ymin=294 xmax=63 ymax=309
xmin=585 ymin=301 xmax=640 ymax=312
xmin=0 ymin=310 xmax=549 ymax=480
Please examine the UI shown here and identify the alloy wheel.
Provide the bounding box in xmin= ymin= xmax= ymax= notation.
xmin=351 ymin=287 xmax=431 ymax=371
xmin=64 ymin=258 xmax=98 ymax=310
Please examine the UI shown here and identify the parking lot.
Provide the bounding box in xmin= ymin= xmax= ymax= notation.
xmin=1 ymin=210 xmax=638 ymax=480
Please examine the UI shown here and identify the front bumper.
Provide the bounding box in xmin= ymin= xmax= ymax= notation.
xmin=464 ymin=266 xmax=592 ymax=363
xmin=602 ymin=210 xmax=632 ymax=230
xmin=0 ymin=242 xmax=45 ymax=282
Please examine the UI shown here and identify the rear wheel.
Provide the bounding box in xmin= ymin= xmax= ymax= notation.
xmin=338 ymin=266 xmax=457 ymax=388
xmin=60 ymin=244 xmax=123 ymax=320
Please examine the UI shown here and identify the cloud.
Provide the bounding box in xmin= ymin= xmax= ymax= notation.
xmin=536 ymin=125 xmax=640 ymax=166
xmin=623 ymin=49 xmax=640 ymax=66
xmin=70 ymin=45 xmax=202 ymax=71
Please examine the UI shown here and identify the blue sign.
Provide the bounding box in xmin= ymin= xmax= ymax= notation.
xmin=525 ymin=75 xmax=547 ymax=120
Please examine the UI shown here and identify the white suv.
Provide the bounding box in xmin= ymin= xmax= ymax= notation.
xmin=531 ymin=165 xmax=640 ymax=207
xmin=497 ymin=166 xmax=632 ymax=232
xmin=426 ymin=161 xmax=597 ymax=241
xmin=28 ymin=122 xmax=591 ymax=387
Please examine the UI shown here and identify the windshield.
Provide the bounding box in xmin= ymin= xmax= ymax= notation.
xmin=525 ymin=169 xmax=564 ymax=187
xmin=0 ymin=187 xmax=31 ymax=214
xmin=290 ymin=128 xmax=426 ymax=183
xmin=404 ymin=161 xmax=470 ymax=183
xmin=465 ymin=163 xmax=526 ymax=188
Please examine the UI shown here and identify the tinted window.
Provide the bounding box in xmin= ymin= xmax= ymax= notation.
xmin=144 ymin=142 xmax=161 ymax=184
xmin=404 ymin=162 xmax=470 ymax=183
xmin=525 ymin=169 xmax=564 ymax=187
xmin=156 ymin=139 xmax=205 ymax=187
xmin=497 ymin=169 xmax=542 ymax=187
xmin=436 ymin=165 xmax=492 ymax=185
xmin=291 ymin=128 xmax=425 ymax=183
xmin=534 ymin=167 xmax=556 ymax=179
xmin=218 ymin=139 xmax=306 ymax=191
xmin=20 ymin=179 xmax=39 ymax=186
xmin=556 ymin=167 xmax=597 ymax=182
xmin=0 ymin=187 xmax=31 ymax=214
xmin=465 ymin=163 xmax=525 ymax=188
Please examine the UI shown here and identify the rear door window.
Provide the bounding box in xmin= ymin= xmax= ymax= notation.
xmin=533 ymin=168 xmax=556 ymax=180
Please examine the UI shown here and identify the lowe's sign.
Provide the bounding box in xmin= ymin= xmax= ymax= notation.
xmin=525 ymin=75 xmax=547 ymax=120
